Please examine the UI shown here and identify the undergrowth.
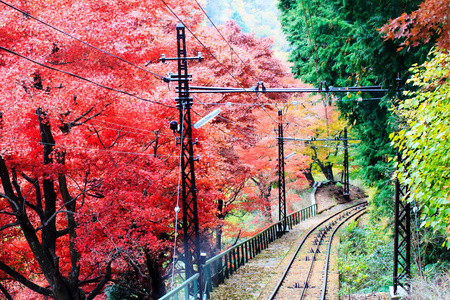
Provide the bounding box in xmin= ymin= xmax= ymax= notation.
xmin=338 ymin=218 xmax=393 ymax=295
xmin=407 ymin=269 xmax=450 ymax=300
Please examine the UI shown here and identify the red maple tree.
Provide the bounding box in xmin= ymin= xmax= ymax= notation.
xmin=380 ymin=0 xmax=450 ymax=50
xmin=0 ymin=1 xmax=311 ymax=299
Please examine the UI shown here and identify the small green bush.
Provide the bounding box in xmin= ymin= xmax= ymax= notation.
xmin=338 ymin=218 xmax=393 ymax=295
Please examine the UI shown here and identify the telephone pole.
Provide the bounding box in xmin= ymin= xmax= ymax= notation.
xmin=277 ymin=110 xmax=287 ymax=233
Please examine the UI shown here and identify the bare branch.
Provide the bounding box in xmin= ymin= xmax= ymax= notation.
xmin=0 ymin=221 xmax=20 ymax=231
xmin=0 ymin=261 xmax=52 ymax=296
xmin=59 ymin=103 xmax=111 ymax=134
xmin=0 ymin=282 xmax=13 ymax=300
xmin=0 ymin=211 xmax=18 ymax=216
xmin=21 ymin=172 xmax=43 ymax=212
xmin=0 ymin=193 xmax=19 ymax=212
xmin=56 ymin=227 xmax=69 ymax=238
xmin=36 ymin=183 xmax=101 ymax=231
xmin=86 ymin=261 xmax=112 ymax=300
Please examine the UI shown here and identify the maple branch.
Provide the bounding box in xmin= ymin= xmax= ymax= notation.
xmin=56 ymin=227 xmax=70 ymax=238
xmin=0 ymin=210 xmax=18 ymax=216
xmin=21 ymin=172 xmax=43 ymax=213
xmin=0 ymin=221 xmax=20 ymax=231
xmin=36 ymin=183 xmax=101 ymax=231
xmin=0 ymin=193 xmax=19 ymax=212
xmin=60 ymin=103 xmax=111 ymax=134
xmin=78 ymin=275 xmax=102 ymax=285
xmin=86 ymin=261 xmax=112 ymax=300
xmin=0 ymin=282 xmax=13 ymax=300
xmin=0 ymin=261 xmax=52 ymax=296
xmin=109 ymin=128 xmax=127 ymax=149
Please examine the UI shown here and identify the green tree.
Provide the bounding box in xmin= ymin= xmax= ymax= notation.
xmin=277 ymin=0 xmax=430 ymax=217
xmin=392 ymin=48 xmax=450 ymax=247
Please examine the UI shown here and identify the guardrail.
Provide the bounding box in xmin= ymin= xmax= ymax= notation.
xmin=158 ymin=273 xmax=199 ymax=300
xmin=202 ymin=203 xmax=317 ymax=299
xmin=159 ymin=203 xmax=317 ymax=300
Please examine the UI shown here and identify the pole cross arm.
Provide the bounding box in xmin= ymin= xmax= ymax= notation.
xmin=160 ymin=52 xmax=204 ymax=63
xmin=281 ymin=137 xmax=360 ymax=142
xmin=186 ymin=85 xmax=390 ymax=94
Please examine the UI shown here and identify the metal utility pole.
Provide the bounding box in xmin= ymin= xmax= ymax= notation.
xmin=343 ymin=127 xmax=350 ymax=201
xmin=164 ymin=24 xmax=203 ymax=293
xmin=393 ymin=151 xmax=411 ymax=296
xmin=277 ymin=110 xmax=287 ymax=233
xmin=392 ymin=76 xmax=411 ymax=298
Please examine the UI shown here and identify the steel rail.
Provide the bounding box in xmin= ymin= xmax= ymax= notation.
xmin=299 ymin=205 xmax=366 ymax=299
xmin=268 ymin=202 xmax=367 ymax=299
xmin=298 ymin=222 xmax=326 ymax=299
xmin=320 ymin=208 xmax=367 ymax=300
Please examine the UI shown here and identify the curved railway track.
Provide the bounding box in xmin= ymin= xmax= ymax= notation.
xmin=269 ymin=202 xmax=367 ymax=300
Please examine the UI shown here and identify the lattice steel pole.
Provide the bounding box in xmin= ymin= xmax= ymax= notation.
xmin=393 ymin=151 xmax=411 ymax=296
xmin=277 ymin=110 xmax=287 ymax=232
xmin=175 ymin=23 xmax=201 ymax=293
xmin=343 ymin=127 xmax=350 ymax=201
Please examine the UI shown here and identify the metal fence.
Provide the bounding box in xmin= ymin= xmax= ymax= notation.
xmin=202 ymin=203 xmax=317 ymax=299
xmin=160 ymin=203 xmax=317 ymax=300
xmin=158 ymin=274 xmax=199 ymax=300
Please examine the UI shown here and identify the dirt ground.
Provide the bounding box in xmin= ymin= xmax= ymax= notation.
xmin=315 ymin=181 xmax=367 ymax=213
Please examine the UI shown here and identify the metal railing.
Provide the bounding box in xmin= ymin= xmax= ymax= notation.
xmin=202 ymin=204 xmax=317 ymax=299
xmin=159 ymin=203 xmax=317 ymax=300
xmin=159 ymin=273 xmax=199 ymax=300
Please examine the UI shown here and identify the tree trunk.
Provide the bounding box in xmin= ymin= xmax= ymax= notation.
xmin=146 ymin=252 xmax=166 ymax=299
xmin=263 ymin=185 xmax=273 ymax=223
xmin=303 ymin=169 xmax=315 ymax=187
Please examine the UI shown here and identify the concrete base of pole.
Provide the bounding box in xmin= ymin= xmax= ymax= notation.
xmin=389 ymin=286 xmax=408 ymax=300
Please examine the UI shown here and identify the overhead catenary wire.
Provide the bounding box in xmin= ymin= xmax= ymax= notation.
xmin=17 ymin=140 xmax=174 ymax=158
xmin=300 ymin=0 xmax=320 ymax=74
xmin=2 ymin=107 xmax=176 ymax=139
xmin=191 ymin=108 xmax=273 ymax=148
xmin=191 ymin=96 xmax=382 ymax=107
xmin=0 ymin=46 xmax=175 ymax=109
xmin=0 ymin=0 xmax=166 ymax=81
xmin=158 ymin=0 xmax=279 ymax=124
xmin=170 ymin=102 xmax=185 ymax=289
xmin=192 ymin=0 xmax=260 ymax=82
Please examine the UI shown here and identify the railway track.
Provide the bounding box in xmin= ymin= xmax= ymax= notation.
xmin=268 ymin=202 xmax=367 ymax=300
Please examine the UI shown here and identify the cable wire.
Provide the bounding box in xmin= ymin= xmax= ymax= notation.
xmin=0 ymin=0 xmax=165 ymax=80
xmin=0 ymin=46 xmax=175 ymax=109
xmin=192 ymin=0 xmax=260 ymax=82
xmin=3 ymin=107 xmax=176 ymax=139
xmin=300 ymin=0 xmax=320 ymax=74
xmin=170 ymin=103 xmax=185 ymax=289
xmin=158 ymin=0 xmax=279 ymax=124
xmin=14 ymin=140 xmax=174 ymax=158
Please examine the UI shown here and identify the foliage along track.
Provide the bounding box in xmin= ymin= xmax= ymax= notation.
xmin=268 ymin=202 xmax=367 ymax=300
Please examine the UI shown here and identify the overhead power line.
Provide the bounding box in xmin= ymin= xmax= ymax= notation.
xmin=0 ymin=46 xmax=175 ymax=109
xmin=158 ymin=0 xmax=279 ymax=124
xmin=0 ymin=0 xmax=165 ymax=80
xmin=300 ymin=0 xmax=320 ymax=74
xmin=21 ymin=140 xmax=174 ymax=158
xmin=192 ymin=0 xmax=260 ymax=82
